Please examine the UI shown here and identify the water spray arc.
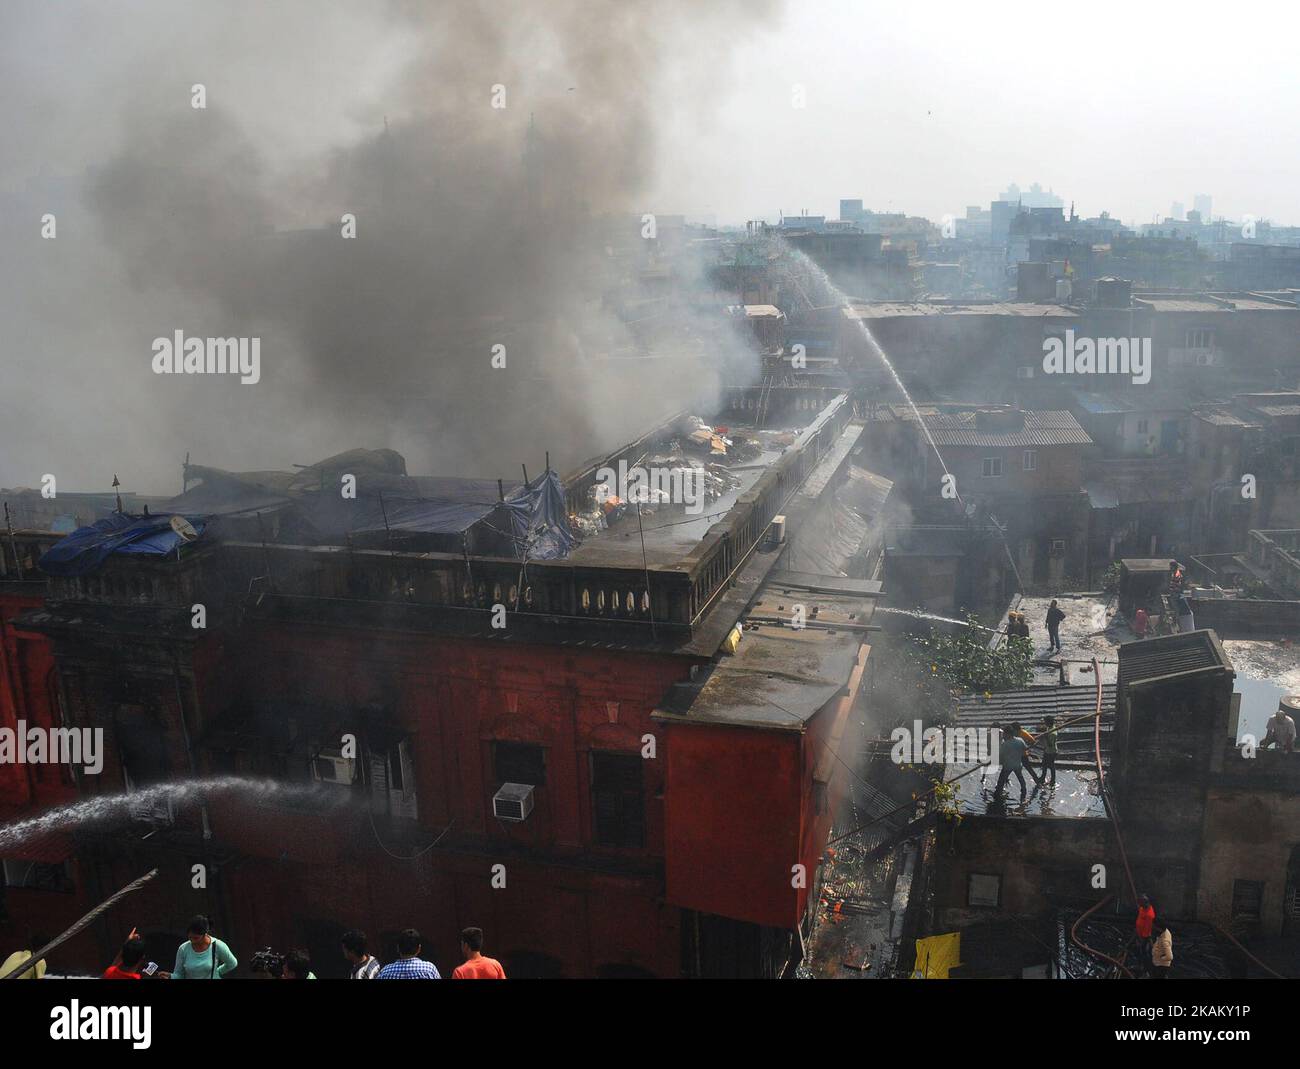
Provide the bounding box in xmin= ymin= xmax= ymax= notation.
xmin=772 ymin=236 xmax=1024 ymax=594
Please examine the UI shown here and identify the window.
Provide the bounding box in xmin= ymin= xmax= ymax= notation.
xmin=591 ymin=752 xmax=644 ymax=848
xmin=1136 ymin=419 xmax=1149 ymax=435
xmin=1232 ymin=879 xmax=1264 ymax=923
xmin=967 ymin=872 xmax=1001 ymax=908
xmin=982 ymin=457 xmax=1003 ymax=478
xmin=387 ymin=744 xmax=406 ymax=792
xmin=494 ymin=741 xmax=545 ymax=786
xmin=2 ymin=859 xmax=74 ymax=893
xmin=1022 ymin=450 xmax=1038 ymax=472
xmin=370 ymin=738 xmax=417 ymax=820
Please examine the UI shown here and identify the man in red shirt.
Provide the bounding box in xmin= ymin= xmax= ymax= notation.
xmin=451 ymin=927 xmax=506 ymax=979
xmin=1136 ymin=895 xmax=1156 ymax=940
xmin=1135 ymin=894 xmax=1157 ymax=970
xmin=103 ymin=936 xmax=148 ymax=979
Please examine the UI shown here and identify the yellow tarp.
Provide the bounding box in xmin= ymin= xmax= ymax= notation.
xmin=911 ymin=932 xmax=960 ymax=979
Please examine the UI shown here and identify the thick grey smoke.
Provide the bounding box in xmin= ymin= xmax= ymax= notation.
xmin=0 ymin=0 xmax=773 ymax=493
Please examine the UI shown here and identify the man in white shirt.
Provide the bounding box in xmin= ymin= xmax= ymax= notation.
xmin=1263 ymin=701 xmax=1298 ymax=754
xmin=342 ymin=930 xmax=382 ymax=979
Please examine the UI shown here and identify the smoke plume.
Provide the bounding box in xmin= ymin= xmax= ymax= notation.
xmin=0 ymin=0 xmax=776 ymax=493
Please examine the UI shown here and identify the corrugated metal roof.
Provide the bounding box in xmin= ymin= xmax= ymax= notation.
xmin=910 ymin=409 xmax=1093 ymax=447
xmin=957 ymin=683 xmax=1113 ymax=716
xmin=1117 ymin=629 xmax=1232 ymax=691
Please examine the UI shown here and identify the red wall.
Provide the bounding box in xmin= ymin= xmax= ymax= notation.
xmin=663 ymin=720 xmax=804 ymax=929
xmin=195 ymin=623 xmax=698 ymax=976
xmin=663 ymin=642 xmax=868 ymax=931
xmin=0 ymin=589 xmax=76 ymax=820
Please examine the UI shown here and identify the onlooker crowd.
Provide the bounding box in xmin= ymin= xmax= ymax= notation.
xmin=35 ymin=920 xmax=513 ymax=979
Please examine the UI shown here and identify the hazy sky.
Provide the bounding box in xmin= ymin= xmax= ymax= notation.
xmin=649 ymin=0 xmax=1300 ymax=227
xmin=5 ymin=0 xmax=1295 ymax=227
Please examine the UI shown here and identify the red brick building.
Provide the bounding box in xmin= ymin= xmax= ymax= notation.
xmin=4 ymin=393 xmax=875 ymax=977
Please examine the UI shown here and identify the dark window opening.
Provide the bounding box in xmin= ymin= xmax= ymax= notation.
xmin=967 ymin=872 xmax=1001 ymax=908
xmin=1 ymin=859 xmax=74 ymax=894
xmin=1232 ymin=879 xmax=1264 ymax=925
xmin=494 ymin=741 xmax=545 ymax=786
xmin=591 ymin=751 xmax=644 ymax=848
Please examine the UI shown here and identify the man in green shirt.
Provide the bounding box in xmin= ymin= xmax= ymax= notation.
xmin=1039 ymin=715 xmax=1059 ymax=787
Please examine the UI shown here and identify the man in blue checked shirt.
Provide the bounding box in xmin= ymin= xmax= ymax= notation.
xmin=377 ymin=929 xmax=442 ymax=979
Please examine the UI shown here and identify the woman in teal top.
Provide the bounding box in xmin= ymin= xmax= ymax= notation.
xmin=173 ymin=915 xmax=238 ymax=979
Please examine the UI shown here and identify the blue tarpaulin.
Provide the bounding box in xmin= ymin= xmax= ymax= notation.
xmin=38 ymin=470 xmax=572 ymax=576
xmin=38 ymin=513 xmax=208 ymax=577
xmin=505 ymin=469 xmax=574 ymax=560
xmin=340 ymin=468 xmax=574 ymax=559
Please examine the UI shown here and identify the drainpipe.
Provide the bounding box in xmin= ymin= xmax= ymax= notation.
xmin=172 ymin=660 xmax=211 ymax=840
xmin=173 ymin=656 xmax=232 ymax=943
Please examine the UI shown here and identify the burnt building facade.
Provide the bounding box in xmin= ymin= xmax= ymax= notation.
xmin=3 ymin=395 xmax=878 ymax=978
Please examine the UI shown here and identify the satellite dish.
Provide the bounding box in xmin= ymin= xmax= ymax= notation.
xmin=168 ymin=516 xmax=199 ymax=542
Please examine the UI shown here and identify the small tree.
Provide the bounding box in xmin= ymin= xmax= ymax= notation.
xmin=919 ymin=614 xmax=1035 ymax=694
xmin=873 ymin=614 xmax=1034 ymax=730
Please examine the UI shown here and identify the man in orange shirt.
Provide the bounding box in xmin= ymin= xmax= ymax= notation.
xmin=451 ymin=927 xmax=506 ymax=979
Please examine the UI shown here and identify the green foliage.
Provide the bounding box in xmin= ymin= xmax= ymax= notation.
xmin=916 ymin=613 xmax=1035 ymax=694
xmin=875 ymin=613 xmax=1034 ymax=729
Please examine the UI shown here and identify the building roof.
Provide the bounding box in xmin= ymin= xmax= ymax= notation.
xmin=1117 ymin=629 xmax=1233 ymax=691
xmin=1194 ymin=407 xmax=1258 ymax=427
xmin=1135 ymin=296 xmax=1227 ymax=313
xmin=884 ymin=407 xmax=1093 ymax=448
xmin=954 ymin=683 xmax=1117 ymax=726
xmin=654 ymin=586 xmax=876 ymax=730
xmin=844 ymin=301 xmax=1076 ymax=319
xmin=1121 ymin=557 xmax=1177 ymax=571
xmin=1072 ymin=392 xmax=1134 ymax=415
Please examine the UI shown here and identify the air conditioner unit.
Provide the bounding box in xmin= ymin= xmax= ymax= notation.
xmin=767 ymin=515 xmax=787 ymax=547
xmin=1016 ymin=366 xmax=1034 ymax=379
xmin=493 ymin=782 xmax=535 ymax=822
xmin=312 ymin=752 xmax=355 ymax=785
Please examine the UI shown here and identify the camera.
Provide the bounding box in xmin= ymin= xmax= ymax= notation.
xmin=249 ymin=947 xmax=284 ymax=979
